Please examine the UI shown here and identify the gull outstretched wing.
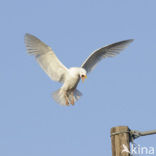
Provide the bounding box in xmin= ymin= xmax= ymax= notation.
xmin=81 ymin=39 xmax=133 ymax=73
xmin=24 ymin=33 xmax=68 ymax=83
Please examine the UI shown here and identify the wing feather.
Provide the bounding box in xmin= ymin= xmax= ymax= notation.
xmin=24 ymin=33 xmax=68 ymax=83
xmin=81 ymin=39 xmax=134 ymax=73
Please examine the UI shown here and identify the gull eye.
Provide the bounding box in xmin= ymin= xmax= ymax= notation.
xmin=81 ymin=75 xmax=85 ymax=77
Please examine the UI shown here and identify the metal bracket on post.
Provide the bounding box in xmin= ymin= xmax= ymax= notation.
xmin=130 ymin=129 xmax=156 ymax=140
xmin=110 ymin=127 xmax=156 ymax=156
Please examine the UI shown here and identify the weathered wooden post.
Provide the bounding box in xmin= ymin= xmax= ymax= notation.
xmin=110 ymin=126 xmax=130 ymax=156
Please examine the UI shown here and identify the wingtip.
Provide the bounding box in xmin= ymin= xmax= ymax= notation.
xmin=120 ymin=39 xmax=134 ymax=46
xmin=24 ymin=33 xmax=31 ymax=41
xmin=24 ymin=33 xmax=33 ymax=38
xmin=127 ymin=39 xmax=134 ymax=43
xmin=24 ymin=33 xmax=29 ymax=37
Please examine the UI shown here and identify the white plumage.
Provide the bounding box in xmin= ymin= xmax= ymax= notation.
xmin=24 ymin=33 xmax=133 ymax=106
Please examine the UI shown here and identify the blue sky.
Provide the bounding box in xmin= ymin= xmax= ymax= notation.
xmin=1 ymin=0 xmax=156 ymax=155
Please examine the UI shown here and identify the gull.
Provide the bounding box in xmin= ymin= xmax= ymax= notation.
xmin=24 ymin=33 xmax=133 ymax=106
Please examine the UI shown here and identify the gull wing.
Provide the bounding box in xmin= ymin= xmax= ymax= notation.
xmin=24 ymin=33 xmax=68 ymax=83
xmin=81 ymin=39 xmax=133 ymax=73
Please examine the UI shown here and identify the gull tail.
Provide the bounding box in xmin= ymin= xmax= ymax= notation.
xmin=52 ymin=88 xmax=82 ymax=106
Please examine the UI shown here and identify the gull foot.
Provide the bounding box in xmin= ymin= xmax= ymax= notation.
xmin=64 ymin=94 xmax=69 ymax=106
xmin=71 ymin=92 xmax=75 ymax=105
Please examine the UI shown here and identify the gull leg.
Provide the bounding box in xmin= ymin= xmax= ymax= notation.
xmin=71 ymin=92 xmax=75 ymax=105
xmin=64 ymin=93 xmax=69 ymax=106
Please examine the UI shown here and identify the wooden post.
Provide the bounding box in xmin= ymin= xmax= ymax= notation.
xmin=110 ymin=126 xmax=130 ymax=156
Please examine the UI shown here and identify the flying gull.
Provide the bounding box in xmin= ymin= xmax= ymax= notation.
xmin=24 ymin=33 xmax=133 ymax=106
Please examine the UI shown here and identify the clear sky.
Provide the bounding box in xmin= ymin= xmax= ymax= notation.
xmin=1 ymin=0 xmax=156 ymax=155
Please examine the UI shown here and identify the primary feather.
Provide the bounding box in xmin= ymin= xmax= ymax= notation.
xmin=24 ymin=33 xmax=68 ymax=83
xmin=81 ymin=39 xmax=134 ymax=73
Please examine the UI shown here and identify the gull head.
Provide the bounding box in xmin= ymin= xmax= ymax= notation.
xmin=79 ymin=68 xmax=87 ymax=82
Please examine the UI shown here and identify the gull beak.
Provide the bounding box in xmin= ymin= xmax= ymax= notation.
xmin=81 ymin=75 xmax=87 ymax=83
